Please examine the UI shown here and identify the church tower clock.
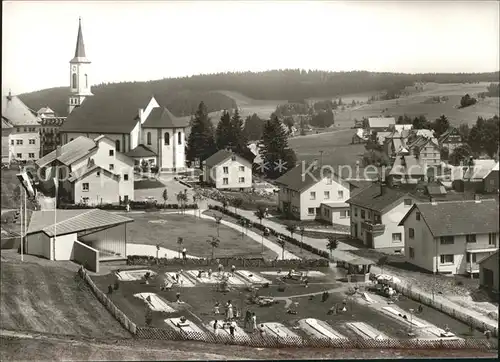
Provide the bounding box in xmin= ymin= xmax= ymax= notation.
xmin=68 ymin=17 xmax=93 ymax=114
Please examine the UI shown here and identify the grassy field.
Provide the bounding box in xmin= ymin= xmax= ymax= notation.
xmin=215 ymin=90 xmax=286 ymax=119
xmin=92 ymin=264 xmax=487 ymax=342
xmin=126 ymin=212 xmax=278 ymax=259
xmin=205 ymin=209 xmax=320 ymax=259
xmin=0 ymin=261 xmax=130 ymax=338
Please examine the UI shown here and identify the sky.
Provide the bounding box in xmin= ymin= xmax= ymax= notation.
xmin=2 ymin=1 xmax=499 ymax=94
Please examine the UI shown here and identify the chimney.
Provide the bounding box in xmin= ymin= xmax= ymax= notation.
xmin=379 ymin=174 xmax=386 ymax=196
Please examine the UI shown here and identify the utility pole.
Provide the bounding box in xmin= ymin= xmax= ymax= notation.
xmin=319 ymin=150 xmax=324 ymax=166
xmin=20 ymin=184 xmax=23 ymax=262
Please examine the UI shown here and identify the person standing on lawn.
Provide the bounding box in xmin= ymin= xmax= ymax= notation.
xmin=213 ymin=319 xmax=218 ymax=334
xmin=182 ymin=248 xmax=187 ymax=260
xmin=214 ymin=301 xmax=220 ymax=315
xmin=244 ymin=310 xmax=252 ymax=329
xmin=251 ymin=312 xmax=257 ymax=332
xmin=227 ymin=300 xmax=234 ymax=320
xmin=231 ymin=264 xmax=236 ymax=276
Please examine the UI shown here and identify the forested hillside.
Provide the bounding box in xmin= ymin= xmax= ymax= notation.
xmin=19 ymin=70 xmax=499 ymax=117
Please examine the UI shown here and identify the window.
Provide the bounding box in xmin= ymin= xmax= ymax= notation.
xmin=109 ymin=149 xmax=114 ymax=156
xmin=10 ymin=140 xmax=13 ymax=145
xmin=466 ymin=253 xmax=477 ymax=263
xmin=16 ymin=140 xmax=23 ymax=145
xmin=29 ymin=139 xmax=35 ymax=144
xmin=324 ymin=191 xmax=330 ymax=200
xmin=354 ymin=208 xmax=358 ymax=217
xmin=361 ymin=210 xmax=365 ymax=219
xmin=164 ymin=132 xmax=170 ymax=145
xmin=489 ymin=233 xmax=497 ymax=246
xmin=340 ymin=210 xmax=349 ymax=219
xmin=416 ymin=212 xmax=421 ymax=221
xmin=16 ymin=128 xmax=20 ymax=132
xmin=28 ymin=153 xmax=35 ymax=158
xmin=115 ymin=140 xmax=120 ymax=152
xmin=374 ymin=214 xmax=381 ymax=224
xmin=109 ymin=164 xmax=114 ymax=171
xmin=231 ymin=156 xmax=236 ymax=161
xmin=223 ymin=166 xmax=229 ymax=174
xmin=147 ymin=132 xmax=152 ymax=145
xmin=404 ymin=199 xmax=412 ymax=206
xmin=96 ymin=171 xmax=100 ymax=176
xmin=409 ymin=247 xmax=415 ymax=259
xmin=338 ymin=190 xmax=344 ymax=199
xmin=24 ymin=128 xmax=27 ymax=132
xmin=85 ymin=74 xmax=88 ymax=88
xmin=409 ymin=228 xmax=415 ymax=239
xmin=223 ymin=178 xmax=229 ymax=185
xmin=148 ymin=159 xmax=155 ymax=165
xmin=124 ymin=174 xmax=129 ymax=181
xmin=16 ymin=153 xmax=22 ymax=158
xmin=239 ymin=166 xmax=245 ymax=172
xmin=316 ymin=207 xmax=321 ymax=214
xmin=72 ymin=73 xmax=77 ymax=89
xmin=466 ymin=234 xmax=476 ymax=243
xmin=392 ymin=233 xmax=402 ymax=242
xmin=82 ymin=183 xmax=89 ymax=192
xmin=440 ymin=236 xmax=454 ymax=245
xmin=238 ymin=177 xmax=245 ymax=183
xmin=310 ymin=191 xmax=316 ymax=200
xmin=308 ymin=208 xmax=315 ymax=215
xmin=178 ymin=132 xmax=182 ymax=145
xmin=440 ymin=254 xmax=454 ymax=264
xmin=326 ymin=177 xmax=332 ymax=185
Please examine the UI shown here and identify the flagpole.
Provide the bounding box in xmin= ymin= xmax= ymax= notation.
xmin=23 ymin=187 xmax=26 ymax=262
xmin=20 ymin=184 xmax=23 ymax=261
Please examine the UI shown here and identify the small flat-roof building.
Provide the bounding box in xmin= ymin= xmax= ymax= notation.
xmin=479 ymin=251 xmax=498 ymax=295
xmin=26 ymin=209 xmax=133 ymax=271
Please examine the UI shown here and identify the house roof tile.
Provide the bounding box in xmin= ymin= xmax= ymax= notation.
xmin=2 ymin=94 xmax=41 ymax=126
xmin=204 ymin=149 xmax=237 ymax=168
xmin=399 ymin=199 xmax=499 ymax=237
xmin=142 ymin=107 xmax=189 ymax=129
xmin=368 ymin=117 xmax=396 ymax=129
xmin=346 ymin=183 xmax=421 ymax=212
xmin=27 ymin=209 xmax=133 ymax=237
xmin=36 ymin=136 xmax=96 ymax=168
xmin=126 ymin=144 xmax=157 ymax=158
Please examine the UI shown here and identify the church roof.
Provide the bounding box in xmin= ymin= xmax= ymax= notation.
xmin=70 ymin=18 xmax=90 ymax=63
xmin=143 ymin=107 xmax=189 ymax=129
xmin=2 ymin=92 xmax=41 ymax=126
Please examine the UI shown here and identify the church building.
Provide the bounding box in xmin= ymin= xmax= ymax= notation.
xmin=59 ymin=19 xmax=189 ymax=172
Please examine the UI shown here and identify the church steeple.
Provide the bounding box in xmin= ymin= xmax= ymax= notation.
xmin=74 ymin=17 xmax=86 ymax=58
xmin=68 ymin=17 xmax=92 ymax=114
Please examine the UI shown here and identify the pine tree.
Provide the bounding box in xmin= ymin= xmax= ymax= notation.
xmin=243 ymin=113 xmax=264 ymax=141
xmin=230 ymin=109 xmax=248 ymax=155
xmin=258 ymin=115 xmax=297 ymax=179
xmin=186 ymin=101 xmax=216 ymax=163
xmin=215 ymin=110 xmax=232 ymax=150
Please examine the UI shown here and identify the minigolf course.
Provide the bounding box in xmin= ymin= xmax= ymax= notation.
xmin=236 ymin=270 xmax=271 ymax=285
xmin=261 ymin=322 xmax=299 ymax=339
xmin=345 ymin=322 xmax=388 ymax=340
xmin=206 ymin=320 xmax=249 ymax=339
xmin=164 ymin=272 xmax=197 ymax=287
xmin=299 ymin=318 xmax=345 ymax=340
xmin=116 ymin=269 xmax=156 ymax=281
xmin=165 ymin=317 xmax=206 ymax=340
xmin=134 ymin=293 xmax=176 ymax=312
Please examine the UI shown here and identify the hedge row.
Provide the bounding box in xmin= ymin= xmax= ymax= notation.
xmin=208 ymin=204 xmax=330 ymax=259
xmin=127 ymin=255 xmax=329 ymax=268
xmin=59 ymin=202 xmax=198 ymax=211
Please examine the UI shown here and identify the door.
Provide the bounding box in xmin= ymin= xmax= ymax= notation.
xmin=124 ymin=195 xmax=129 ymax=204
xmin=353 ymin=223 xmax=358 ymax=239
xmin=483 ymin=268 xmax=494 ymax=289
xmin=366 ymin=232 xmax=374 ymax=248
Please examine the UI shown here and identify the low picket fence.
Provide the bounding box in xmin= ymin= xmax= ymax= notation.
xmin=135 ymin=326 xmax=494 ymax=350
xmin=78 ymin=267 xmax=137 ymax=335
xmin=388 ymin=280 xmax=498 ymax=337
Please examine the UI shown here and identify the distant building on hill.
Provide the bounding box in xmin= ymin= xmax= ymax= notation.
xmin=59 ymin=19 xmax=188 ymax=173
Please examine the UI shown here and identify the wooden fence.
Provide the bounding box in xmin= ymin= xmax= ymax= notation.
xmin=78 ymin=267 xmax=137 ymax=335
xmin=388 ymin=280 xmax=498 ymax=337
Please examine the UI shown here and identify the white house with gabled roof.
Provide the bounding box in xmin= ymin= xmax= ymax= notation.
xmin=203 ymin=149 xmax=252 ymax=190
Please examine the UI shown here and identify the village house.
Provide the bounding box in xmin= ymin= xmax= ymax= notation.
xmin=438 ymin=127 xmax=465 ymax=154
xmin=366 ymin=117 xmax=396 ymax=133
xmin=275 ymin=162 xmax=353 ymax=224
xmin=387 ymin=155 xmax=426 ymax=186
xmin=479 ymin=251 xmax=499 ymax=295
xmin=346 ymin=182 xmax=424 ymax=253
xmin=453 ymin=160 xmax=499 ymax=194
xmin=36 ymin=135 xmax=134 ymax=205
xmin=405 ymin=135 xmax=441 ymax=167
xmin=398 ymin=199 xmax=499 ymax=276
xmin=202 ymin=149 xmax=253 ymax=190
xmin=383 ymin=130 xmax=410 ymax=158
xmin=58 ymin=19 xmax=189 ymax=173
xmin=2 ymin=91 xmax=41 ymax=162
xmin=2 ymin=117 xmax=13 ymax=164
xmin=37 ymin=107 xmax=66 ymax=157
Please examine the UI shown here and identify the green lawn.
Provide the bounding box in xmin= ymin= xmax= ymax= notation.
xmin=0 ymin=261 xmax=130 ymax=338
xmin=126 ymin=213 xmax=278 ymax=259
xmin=205 ymin=210 xmax=320 ymax=260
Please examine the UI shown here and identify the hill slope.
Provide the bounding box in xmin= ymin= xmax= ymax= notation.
xmin=19 ymin=70 xmax=499 ymax=117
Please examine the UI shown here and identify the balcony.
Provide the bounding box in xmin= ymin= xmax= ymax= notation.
xmin=361 ymin=221 xmax=386 ymax=234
